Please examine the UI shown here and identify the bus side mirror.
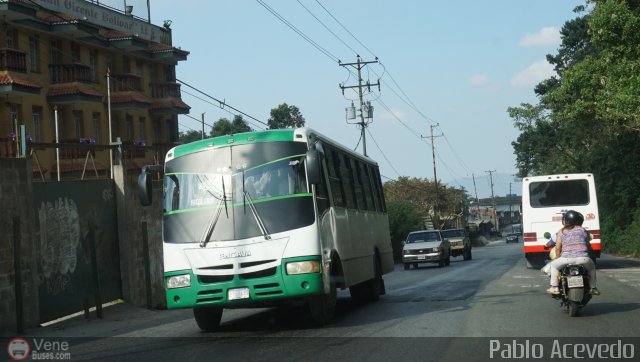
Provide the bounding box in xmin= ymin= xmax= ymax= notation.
xmin=306 ymin=149 xmax=321 ymax=185
xmin=138 ymin=165 xmax=162 ymax=206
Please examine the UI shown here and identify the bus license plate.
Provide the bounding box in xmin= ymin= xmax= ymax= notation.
xmin=228 ymin=287 xmax=250 ymax=301
xmin=567 ymin=276 xmax=584 ymax=288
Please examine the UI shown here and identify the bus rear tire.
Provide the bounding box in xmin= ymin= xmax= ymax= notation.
xmin=193 ymin=306 xmax=223 ymax=332
xmin=350 ymin=255 xmax=382 ymax=303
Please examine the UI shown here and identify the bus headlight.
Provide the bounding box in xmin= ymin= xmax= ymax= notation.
xmin=166 ymin=274 xmax=191 ymax=289
xmin=286 ymin=261 xmax=320 ymax=275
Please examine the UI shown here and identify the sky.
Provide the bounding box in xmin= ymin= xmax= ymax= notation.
xmin=102 ymin=0 xmax=583 ymax=197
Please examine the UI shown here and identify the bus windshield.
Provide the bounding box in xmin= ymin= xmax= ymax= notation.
xmin=162 ymin=141 xmax=315 ymax=243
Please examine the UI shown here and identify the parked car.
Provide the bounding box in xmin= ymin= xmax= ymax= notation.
xmin=440 ymin=228 xmax=472 ymax=260
xmin=506 ymin=224 xmax=522 ymax=243
xmin=506 ymin=232 xmax=520 ymax=243
xmin=402 ymin=230 xmax=451 ymax=269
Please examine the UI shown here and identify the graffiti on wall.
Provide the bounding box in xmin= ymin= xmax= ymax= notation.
xmin=37 ymin=197 xmax=80 ymax=295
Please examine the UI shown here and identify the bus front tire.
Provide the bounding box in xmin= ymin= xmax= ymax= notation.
xmin=308 ymin=280 xmax=337 ymax=326
xmin=193 ymin=306 xmax=223 ymax=332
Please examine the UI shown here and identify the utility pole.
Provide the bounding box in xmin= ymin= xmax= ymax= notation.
xmin=201 ymin=112 xmax=206 ymax=140
xmin=472 ymin=173 xmax=481 ymax=221
xmin=422 ymin=124 xmax=442 ymax=224
xmin=486 ymin=170 xmax=498 ymax=232
xmin=339 ymin=56 xmax=379 ymax=157
xmin=509 ymin=182 xmax=513 ymax=224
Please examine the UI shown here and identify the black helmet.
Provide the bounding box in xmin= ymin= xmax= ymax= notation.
xmin=563 ymin=210 xmax=581 ymax=226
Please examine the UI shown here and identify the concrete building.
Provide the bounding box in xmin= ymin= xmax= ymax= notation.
xmin=0 ymin=0 xmax=189 ymax=179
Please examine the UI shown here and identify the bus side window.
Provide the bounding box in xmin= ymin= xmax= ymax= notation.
xmin=351 ymin=158 xmax=366 ymax=211
xmin=325 ymin=147 xmax=345 ymax=207
xmin=339 ymin=153 xmax=357 ymax=210
xmin=314 ymin=154 xmax=330 ymax=215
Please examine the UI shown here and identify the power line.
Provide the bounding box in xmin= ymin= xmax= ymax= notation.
xmin=256 ymin=0 xmax=340 ymax=63
xmin=315 ymin=0 xmax=377 ymax=59
xmin=296 ymin=0 xmax=359 ymax=56
xmin=366 ymin=127 xmax=401 ymax=177
xmin=176 ymin=78 xmax=268 ymax=128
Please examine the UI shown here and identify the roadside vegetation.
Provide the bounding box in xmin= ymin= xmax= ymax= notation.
xmin=508 ymin=0 xmax=640 ymax=257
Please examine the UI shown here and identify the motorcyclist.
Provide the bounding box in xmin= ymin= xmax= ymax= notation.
xmin=546 ymin=210 xmax=600 ymax=296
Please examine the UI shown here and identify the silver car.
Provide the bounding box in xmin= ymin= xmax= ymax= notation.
xmin=402 ymin=230 xmax=451 ymax=269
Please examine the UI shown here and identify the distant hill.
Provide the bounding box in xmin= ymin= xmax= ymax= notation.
xmin=449 ymin=172 xmax=521 ymax=199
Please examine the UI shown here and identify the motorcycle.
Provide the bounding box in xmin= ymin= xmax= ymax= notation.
xmin=543 ymin=232 xmax=593 ymax=317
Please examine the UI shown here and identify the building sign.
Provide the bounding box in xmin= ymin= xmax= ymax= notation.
xmin=32 ymin=0 xmax=164 ymax=43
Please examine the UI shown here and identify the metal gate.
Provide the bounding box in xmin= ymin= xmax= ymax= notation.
xmin=32 ymin=180 xmax=122 ymax=323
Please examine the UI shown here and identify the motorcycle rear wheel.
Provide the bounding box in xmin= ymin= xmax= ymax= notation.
xmin=568 ymin=301 xmax=579 ymax=317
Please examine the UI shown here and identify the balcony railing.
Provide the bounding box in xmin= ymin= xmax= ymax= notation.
xmin=49 ymin=63 xmax=93 ymax=84
xmin=111 ymin=74 xmax=143 ymax=92
xmin=0 ymin=48 xmax=27 ymax=73
xmin=150 ymin=82 xmax=181 ymax=98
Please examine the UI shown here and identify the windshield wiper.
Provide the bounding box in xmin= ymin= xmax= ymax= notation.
xmin=242 ymin=179 xmax=271 ymax=240
xmin=199 ymin=197 xmax=224 ymax=248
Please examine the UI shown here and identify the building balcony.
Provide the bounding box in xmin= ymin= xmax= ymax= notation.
xmin=111 ymin=74 xmax=143 ymax=92
xmin=149 ymin=82 xmax=190 ymax=115
xmin=49 ymin=63 xmax=93 ymax=84
xmin=0 ymin=47 xmax=27 ymax=73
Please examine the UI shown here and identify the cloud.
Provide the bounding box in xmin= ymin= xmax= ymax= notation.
xmin=510 ymin=59 xmax=556 ymax=87
xmin=519 ymin=26 xmax=561 ymax=48
xmin=378 ymin=107 xmax=407 ymax=123
xmin=469 ymin=74 xmax=490 ymax=87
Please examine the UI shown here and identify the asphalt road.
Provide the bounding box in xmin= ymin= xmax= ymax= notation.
xmin=15 ymin=239 xmax=640 ymax=361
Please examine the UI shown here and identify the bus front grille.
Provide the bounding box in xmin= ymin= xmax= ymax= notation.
xmin=199 ymin=275 xmax=234 ymax=284
xmin=239 ymin=267 xmax=277 ymax=280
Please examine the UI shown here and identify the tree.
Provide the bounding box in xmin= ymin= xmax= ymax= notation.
xmin=386 ymin=201 xmax=423 ymax=261
xmin=267 ymin=103 xmax=305 ymax=129
xmin=210 ymin=115 xmax=252 ymax=137
xmin=178 ymin=130 xmax=203 ymax=144
xmin=508 ymin=0 xmax=640 ymax=256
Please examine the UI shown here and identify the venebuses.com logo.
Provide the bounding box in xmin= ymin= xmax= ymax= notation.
xmin=6 ymin=338 xmax=30 ymax=361
xmin=6 ymin=337 xmax=71 ymax=361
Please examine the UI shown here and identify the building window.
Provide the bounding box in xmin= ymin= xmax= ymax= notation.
xmin=122 ymin=56 xmax=130 ymax=73
xmin=163 ymin=65 xmax=176 ymax=81
xmin=89 ymin=49 xmax=98 ymax=82
xmin=135 ymin=61 xmax=143 ymax=76
xmin=138 ymin=117 xmax=146 ymax=141
xmin=92 ymin=112 xmax=101 ymax=143
xmin=6 ymin=27 xmax=17 ymax=49
xmin=70 ymin=41 xmax=80 ymax=63
xmin=152 ymin=121 xmax=160 ymax=144
xmin=73 ymin=111 xmax=84 ymax=139
xmin=29 ymin=35 xmax=40 ymax=72
xmin=126 ymin=114 xmax=133 ymax=140
xmin=49 ymin=39 xmax=62 ymax=64
xmin=32 ymin=107 xmax=42 ymax=142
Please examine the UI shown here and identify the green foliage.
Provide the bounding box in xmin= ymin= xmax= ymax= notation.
xmin=509 ymin=0 xmax=640 ymax=256
xmin=267 ymin=103 xmax=305 ymax=129
xmin=386 ymin=201 xmax=424 ymax=261
xmin=210 ymin=115 xmax=252 ymax=137
xmin=178 ymin=130 xmax=203 ymax=144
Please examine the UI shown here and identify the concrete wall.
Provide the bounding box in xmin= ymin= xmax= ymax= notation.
xmin=114 ymin=165 xmax=165 ymax=309
xmin=0 ymin=159 xmax=39 ymax=334
xmin=1 ymin=159 xmax=165 ymax=333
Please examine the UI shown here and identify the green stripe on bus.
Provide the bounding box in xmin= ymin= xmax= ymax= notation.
xmin=164 ymin=193 xmax=313 ymax=216
xmin=172 ymin=129 xmax=297 ymax=158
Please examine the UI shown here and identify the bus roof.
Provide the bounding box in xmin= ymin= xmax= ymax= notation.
xmin=166 ymin=127 xmax=378 ymax=166
xmin=522 ymin=173 xmax=594 ymax=183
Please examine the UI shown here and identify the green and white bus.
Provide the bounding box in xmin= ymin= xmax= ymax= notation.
xmin=138 ymin=128 xmax=394 ymax=330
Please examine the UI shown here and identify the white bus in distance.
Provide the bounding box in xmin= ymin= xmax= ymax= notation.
xmin=521 ymin=173 xmax=601 ymax=268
